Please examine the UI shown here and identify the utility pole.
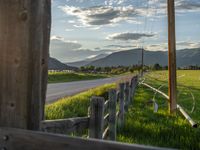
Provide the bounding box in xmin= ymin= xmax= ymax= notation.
xmin=167 ymin=0 xmax=177 ymax=113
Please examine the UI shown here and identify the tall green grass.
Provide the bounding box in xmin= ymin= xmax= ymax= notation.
xmin=45 ymin=83 xmax=116 ymax=120
xmin=145 ymin=70 xmax=200 ymax=122
xmin=118 ymin=70 xmax=200 ymax=149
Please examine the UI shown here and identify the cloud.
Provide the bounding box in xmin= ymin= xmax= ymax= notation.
xmin=145 ymin=41 xmax=200 ymax=51
xmin=50 ymin=36 xmax=115 ymax=62
xmin=60 ymin=5 xmax=139 ymax=26
xmin=146 ymin=43 xmax=168 ymax=51
xmin=105 ymin=44 xmax=136 ymax=48
xmin=50 ymin=36 xmax=82 ymax=50
xmin=149 ymin=0 xmax=200 ymax=14
xmin=107 ymin=32 xmax=154 ymax=41
xmin=65 ymin=28 xmax=74 ymax=32
xmin=176 ymin=0 xmax=200 ymax=11
xmin=176 ymin=41 xmax=200 ymax=49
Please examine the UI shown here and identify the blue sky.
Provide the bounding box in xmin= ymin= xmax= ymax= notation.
xmin=50 ymin=0 xmax=200 ymax=62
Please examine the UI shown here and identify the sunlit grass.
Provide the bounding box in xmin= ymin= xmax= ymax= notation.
xmin=118 ymin=70 xmax=200 ymax=149
xmin=45 ymin=83 xmax=116 ymax=120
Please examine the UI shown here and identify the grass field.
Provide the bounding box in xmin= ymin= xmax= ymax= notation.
xmin=45 ymin=83 xmax=116 ymax=120
xmin=118 ymin=70 xmax=200 ymax=149
xmin=48 ymin=72 xmax=111 ymax=83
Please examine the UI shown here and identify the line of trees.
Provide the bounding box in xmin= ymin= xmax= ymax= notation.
xmin=79 ymin=65 xmax=143 ymax=74
xmin=78 ymin=63 xmax=200 ymax=74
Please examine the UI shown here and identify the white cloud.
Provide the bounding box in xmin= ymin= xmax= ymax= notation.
xmin=60 ymin=5 xmax=140 ymax=27
xmin=177 ymin=41 xmax=200 ymax=49
xmin=145 ymin=41 xmax=200 ymax=51
xmin=65 ymin=28 xmax=74 ymax=32
xmin=87 ymin=55 xmax=98 ymax=59
xmin=50 ymin=35 xmax=81 ymax=51
xmin=107 ymin=32 xmax=155 ymax=41
xmin=146 ymin=43 xmax=168 ymax=51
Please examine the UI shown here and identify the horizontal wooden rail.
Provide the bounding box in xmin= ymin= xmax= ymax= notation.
xmin=0 ymin=127 xmax=173 ymax=150
xmin=103 ymin=127 xmax=109 ymax=140
xmin=116 ymin=111 xmax=119 ymax=118
xmin=104 ymin=114 xmax=109 ymax=129
xmin=41 ymin=117 xmax=89 ymax=134
xmin=104 ymin=100 xmax=110 ymax=112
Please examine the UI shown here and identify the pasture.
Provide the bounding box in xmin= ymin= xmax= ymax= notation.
xmin=118 ymin=70 xmax=200 ymax=149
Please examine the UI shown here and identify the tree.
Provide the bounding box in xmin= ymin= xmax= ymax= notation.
xmin=153 ymin=63 xmax=162 ymax=70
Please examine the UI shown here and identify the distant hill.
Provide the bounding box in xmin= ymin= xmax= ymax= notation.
xmin=49 ymin=57 xmax=77 ymax=70
xmin=85 ymin=48 xmax=200 ymax=67
xmin=66 ymin=53 xmax=109 ymax=67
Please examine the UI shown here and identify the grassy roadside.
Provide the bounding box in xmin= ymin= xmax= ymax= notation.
xmin=48 ymin=72 xmax=111 ymax=83
xmin=118 ymin=70 xmax=200 ymax=149
xmin=45 ymin=83 xmax=116 ymax=120
xmin=45 ymin=70 xmax=200 ymax=149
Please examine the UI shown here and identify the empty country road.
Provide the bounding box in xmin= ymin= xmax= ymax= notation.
xmin=46 ymin=75 xmax=131 ymax=104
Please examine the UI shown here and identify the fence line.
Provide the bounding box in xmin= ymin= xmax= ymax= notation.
xmin=41 ymin=75 xmax=139 ymax=141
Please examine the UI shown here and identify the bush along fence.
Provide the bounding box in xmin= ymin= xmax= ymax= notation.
xmin=41 ymin=76 xmax=139 ymax=141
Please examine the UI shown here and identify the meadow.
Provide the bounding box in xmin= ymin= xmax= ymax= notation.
xmin=118 ymin=70 xmax=200 ymax=149
xmin=48 ymin=72 xmax=110 ymax=83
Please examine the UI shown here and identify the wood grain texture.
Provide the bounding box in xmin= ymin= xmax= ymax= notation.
xmin=108 ymin=89 xmax=117 ymax=141
xmin=103 ymin=127 xmax=109 ymax=140
xmin=41 ymin=0 xmax=51 ymax=121
xmin=130 ymin=76 xmax=138 ymax=103
xmin=0 ymin=127 xmax=173 ymax=150
xmin=0 ymin=0 xmax=51 ymax=130
xmin=124 ymin=82 xmax=130 ymax=112
xmin=167 ymin=0 xmax=177 ymax=113
xmin=118 ymin=83 xmax=125 ymax=128
xmin=104 ymin=100 xmax=110 ymax=113
xmin=104 ymin=114 xmax=109 ymax=129
xmin=89 ymin=97 xmax=105 ymax=139
xmin=41 ymin=117 xmax=89 ymax=134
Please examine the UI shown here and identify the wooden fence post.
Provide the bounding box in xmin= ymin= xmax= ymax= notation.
xmin=130 ymin=78 xmax=135 ymax=102
xmin=108 ymin=89 xmax=117 ymax=141
xmin=124 ymin=82 xmax=130 ymax=112
xmin=41 ymin=0 xmax=51 ymax=121
xmin=130 ymin=76 xmax=138 ymax=102
xmin=118 ymin=83 xmax=125 ymax=128
xmin=0 ymin=0 xmax=51 ymax=130
xmin=89 ymin=97 xmax=105 ymax=139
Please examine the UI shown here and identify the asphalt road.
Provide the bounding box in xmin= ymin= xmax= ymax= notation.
xmin=46 ymin=75 xmax=131 ymax=104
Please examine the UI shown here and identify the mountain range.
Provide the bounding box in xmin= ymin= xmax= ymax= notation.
xmin=66 ymin=53 xmax=109 ymax=67
xmin=67 ymin=48 xmax=200 ymax=67
xmin=48 ymin=57 xmax=77 ymax=70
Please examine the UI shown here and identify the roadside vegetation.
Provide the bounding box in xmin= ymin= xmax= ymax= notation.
xmin=45 ymin=83 xmax=116 ymax=120
xmin=48 ymin=72 xmax=111 ymax=83
xmin=118 ymin=70 xmax=200 ymax=149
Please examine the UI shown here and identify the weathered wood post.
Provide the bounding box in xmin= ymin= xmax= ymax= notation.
xmin=0 ymin=0 xmax=51 ymax=130
xmin=41 ymin=0 xmax=52 ymax=120
xmin=130 ymin=77 xmax=136 ymax=102
xmin=108 ymin=89 xmax=117 ymax=141
xmin=118 ymin=83 xmax=125 ymax=128
xmin=167 ymin=0 xmax=177 ymax=113
xmin=124 ymin=82 xmax=130 ymax=112
xmin=89 ymin=97 xmax=105 ymax=139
